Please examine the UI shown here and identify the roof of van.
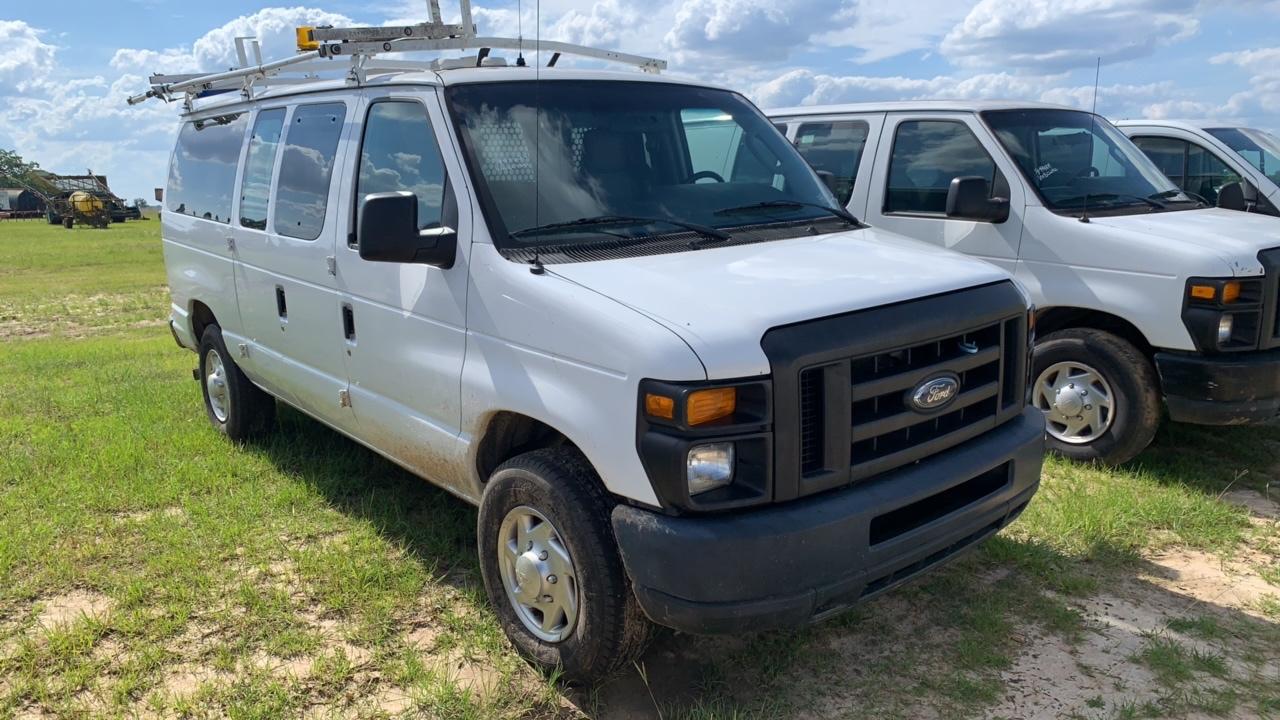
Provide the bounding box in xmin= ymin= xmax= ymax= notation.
xmin=766 ymin=100 xmax=1077 ymax=117
xmin=1112 ymin=119 xmax=1242 ymax=131
xmin=185 ymin=65 xmax=720 ymax=116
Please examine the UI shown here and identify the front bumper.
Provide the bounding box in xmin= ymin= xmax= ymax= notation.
xmin=1156 ymin=349 xmax=1280 ymax=425
xmin=612 ymin=407 xmax=1045 ymax=635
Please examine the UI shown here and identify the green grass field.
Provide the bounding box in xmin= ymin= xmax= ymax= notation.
xmin=1 ymin=219 xmax=1278 ymax=719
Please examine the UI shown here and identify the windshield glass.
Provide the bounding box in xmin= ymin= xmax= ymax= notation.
xmin=982 ymin=109 xmax=1186 ymax=212
xmin=1206 ymin=127 xmax=1280 ymax=185
xmin=446 ymin=81 xmax=840 ymax=250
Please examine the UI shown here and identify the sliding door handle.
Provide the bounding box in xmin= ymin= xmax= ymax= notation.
xmin=341 ymin=304 xmax=355 ymax=341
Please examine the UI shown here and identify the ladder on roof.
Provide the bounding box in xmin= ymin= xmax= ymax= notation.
xmin=126 ymin=0 xmax=667 ymax=112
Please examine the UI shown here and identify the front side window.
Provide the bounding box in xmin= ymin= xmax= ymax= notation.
xmin=885 ymin=120 xmax=999 ymax=214
xmin=1131 ymin=136 xmax=1187 ymax=185
xmin=239 ymin=108 xmax=286 ymax=230
xmin=984 ymin=109 xmax=1189 ymax=213
xmin=274 ymin=103 xmax=345 ymax=241
xmin=356 ymin=101 xmax=448 ymax=241
xmin=167 ymin=113 xmax=248 ymax=223
xmin=446 ymin=81 xmax=840 ymax=255
xmin=1206 ymin=127 xmax=1280 ymax=185
xmin=1186 ymin=143 xmax=1242 ymax=204
xmin=794 ymin=120 xmax=870 ymax=205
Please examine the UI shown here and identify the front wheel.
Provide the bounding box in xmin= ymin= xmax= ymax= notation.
xmin=196 ymin=325 xmax=276 ymax=440
xmin=477 ymin=448 xmax=654 ymax=684
xmin=1031 ymin=328 xmax=1161 ymax=465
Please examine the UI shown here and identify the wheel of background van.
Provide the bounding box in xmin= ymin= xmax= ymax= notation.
xmin=477 ymin=447 xmax=654 ymax=684
xmin=1031 ymin=328 xmax=1161 ymax=465
xmin=196 ymin=325 xmax=276 ymax=441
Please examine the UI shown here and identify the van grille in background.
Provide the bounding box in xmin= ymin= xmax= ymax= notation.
xmin=1261 ymin=249 xmax=1280 ymax=349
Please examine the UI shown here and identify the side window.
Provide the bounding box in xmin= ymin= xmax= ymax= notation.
xmin=885 ymin=120 xmax=999 ymax=214
xmin=238 ymin=108 xmax=286 ymax=230
xmin=356 ymin=101 xmax=448 ymax=239
xmin=274 ymin=102 xmax=345 ymax=241
xmin=166 ymin=113 xmax=248 ymax=223
xmin=1186 ymin=143 xmax=1241 ymax=205
xmin=794 ymin=121 xmax=870 ymax=205
xmin=1131 ymin=136 xmax=1187 ymax=186
xmin=681 ymin=109 xmax=785 ymax=188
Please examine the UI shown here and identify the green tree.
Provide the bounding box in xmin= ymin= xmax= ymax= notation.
xmin=0 ymin=148 xmax=40 ymax=183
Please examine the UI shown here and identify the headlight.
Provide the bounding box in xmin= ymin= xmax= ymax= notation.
xmin=1184 ymin=276 xmax=1264 ymax=351
xmin=1217 ymin=315 xmax=1234 ymax=345
xmin=687 ymin=442 xmax=734 ymax=495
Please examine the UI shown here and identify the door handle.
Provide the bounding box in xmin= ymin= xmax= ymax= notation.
xmin=341 ymin=303 xmax=355 ymax=342
xmin=275 ymin=286 xmax=287 ymax=319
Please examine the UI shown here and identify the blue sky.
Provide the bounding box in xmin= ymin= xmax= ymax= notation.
xmin=2 ymin=0 xmax=1279 ymax=202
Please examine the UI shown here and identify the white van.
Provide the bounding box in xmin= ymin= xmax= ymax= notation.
xmin=769 ymin=102 xmax=1280 ymax=465
xmin=137 ymin=31 xmax=1043 ymax=682
xmin=1117 ymin=120 xmax=1280 ymax=217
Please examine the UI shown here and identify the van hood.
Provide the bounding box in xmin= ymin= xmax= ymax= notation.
xmin=547 ymin=227 xmax=1014 ymax=378
xmin=1088 ymin=207 xmax=1280 ymax=275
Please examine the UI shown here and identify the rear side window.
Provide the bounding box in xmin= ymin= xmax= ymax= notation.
xmin=166 ymin=113 xmax=248 ymax=223
xmin=885 ymin=120 xmax=998 ymax=214
xmin=238 ymin=108 xmax=286 ymax=230
xmin=1186 ymin=143 xmax=1241 ymax=204
xmin=1131 ymin=136 xmax=1187 ymax=186
xmin=356 ymin=101 xmax=447 ymax=236
xmin=794 ymin=121 xmax=870 ymax=205
xmin=275 ymin=103 xmax=346 ymax=241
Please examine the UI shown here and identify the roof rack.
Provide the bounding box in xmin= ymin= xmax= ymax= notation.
xmin=126 ymin=0 xmax=667 ymax=112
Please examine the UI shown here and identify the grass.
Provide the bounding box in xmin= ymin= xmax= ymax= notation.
xmin=1 ymin=219 xmax=1278 ymax=719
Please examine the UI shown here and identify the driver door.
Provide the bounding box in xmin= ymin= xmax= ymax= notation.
xmin=866 ymin=113 xmax=1026 ymax=274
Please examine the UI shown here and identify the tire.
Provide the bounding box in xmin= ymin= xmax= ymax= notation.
xmin=1031 ymin=328 xmax=1161 ymax=465
xmin=477 ymin=447 xmax=654 ymax=684
xmin=196 ymin=325 xmax=276 ymax=441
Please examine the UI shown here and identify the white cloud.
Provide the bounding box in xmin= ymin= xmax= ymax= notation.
xmin=0 ymin=20 xmax=57 ymax=94
xmin=942 ymin=0 xmax=1199 ymax=71
xmin=665 ymin=0 xmax=845 ymax=62
xmin=815 ymin=0 xmax=977 ymax=64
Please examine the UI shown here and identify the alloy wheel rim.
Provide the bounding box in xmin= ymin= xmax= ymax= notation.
xmin=204 ymin=349 xmax=230 ymax=423
xmin=497 ymin=505 xmax=579 ymax=643
xmin=1032 ymin=360 xmax=1115 ymax=444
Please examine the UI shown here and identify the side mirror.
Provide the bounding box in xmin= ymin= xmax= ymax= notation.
xmin=945 ymin=176 xmax=1010 ymax=223
xmin=357 ymin=192 xmax=456 ymax=268
xmin=1216 ymin=181 xmax=1259 ymax=212
xmin=154 ymin=188 xmax=164 ymax=203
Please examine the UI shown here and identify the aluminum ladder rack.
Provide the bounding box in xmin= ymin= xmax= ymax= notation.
xmin=126 ymin=0 xmax=666 ymax=112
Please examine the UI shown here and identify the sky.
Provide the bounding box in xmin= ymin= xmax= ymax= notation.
xmin=2 ymin=0 xmax=1279 ymax=202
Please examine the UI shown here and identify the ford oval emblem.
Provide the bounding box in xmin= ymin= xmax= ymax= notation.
xmin=910 ymin=374 xmax=960 ymax=412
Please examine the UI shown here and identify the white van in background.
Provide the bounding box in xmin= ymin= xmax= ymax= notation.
xmin=136 ymin=32 xmax=1044 ymax=681
xmin=769 ymin=101 xmax=1280 ymax=465
xmin=1118 ymin=120 xmax=1280 ymax=217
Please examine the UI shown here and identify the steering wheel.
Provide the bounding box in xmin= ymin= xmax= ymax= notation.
xmin=685 ymin=170 xmax=726 ymax=184
xmin=1075 ymin=166 xmax=1100 ymax=179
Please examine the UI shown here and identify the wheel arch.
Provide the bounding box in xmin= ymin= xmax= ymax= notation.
xmin=1034 ymin=306 xmax=1155 ymax=358
xmin=188 ymin=300 xmax=218 ymax=342
xmin=473 ymin=411 xmax=584 ymax=485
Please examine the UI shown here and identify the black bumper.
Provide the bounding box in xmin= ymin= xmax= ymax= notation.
xmin=612 ymin=407 xmax=1044 ymax=635
xmin=1156 ymin=349 xmax=1280 ymax=425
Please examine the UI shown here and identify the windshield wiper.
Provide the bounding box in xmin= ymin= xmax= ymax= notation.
xmin=510 ymin=215 xmax=730 ymax=243
xmin=1057 ymin=193 xmax=1167 ymax=212
xmin=1149 ymin=188 xmax=1209 ymax=207
xmin=712 ymin=200 xmax=859 ymax=225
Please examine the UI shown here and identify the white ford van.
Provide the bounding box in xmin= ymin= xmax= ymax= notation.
xmin=1117 ymin=120 xmax=1280 ymax=217
xmin=135 ymin=29 xmax=1043 ymax=682
xmin=770 ymin=102 xmax=1280 ymax=465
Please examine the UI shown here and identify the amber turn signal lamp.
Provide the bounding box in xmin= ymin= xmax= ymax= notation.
xmin=1221 ymin=281 xmax=1242 ymax=304
xmin=1189 ymin=284 xmax=1216 ymax=301
xmin=645 ymin=393 xmax=675 ymax=420
xmin=687 ymin=388 xmax=737 ymax=426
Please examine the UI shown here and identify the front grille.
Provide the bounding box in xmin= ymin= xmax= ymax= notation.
xmin=1261 ymin=249 xmax=1280 ymax=349
xmin=763 ymin=282 xmax=1028 ymax=502
xmin=801 ymin=318 xmax=1018 ymax=482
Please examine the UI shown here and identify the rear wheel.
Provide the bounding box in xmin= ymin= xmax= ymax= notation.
xmin=196 ymin=325 xmax=275 ymax=440
xmin=1031 ymin=328 xmax=1160 ymax=465
xmin=477 ymin=448 xmax=654 ymax=684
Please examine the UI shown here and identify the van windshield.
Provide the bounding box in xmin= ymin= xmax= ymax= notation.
xmin=982 ymin=109 xmax=1194 ymax=213
xmin=445 ymin=81 xmax=845 ymax=252
xmin=1206 ymin=127 xmax=1280 ymax=185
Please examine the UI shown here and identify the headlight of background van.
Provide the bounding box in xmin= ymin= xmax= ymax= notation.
xmin=637 ymin=379 xmax=772 ymax=512
xmin=1183 ymin=277 xmax=1265 ymax=351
